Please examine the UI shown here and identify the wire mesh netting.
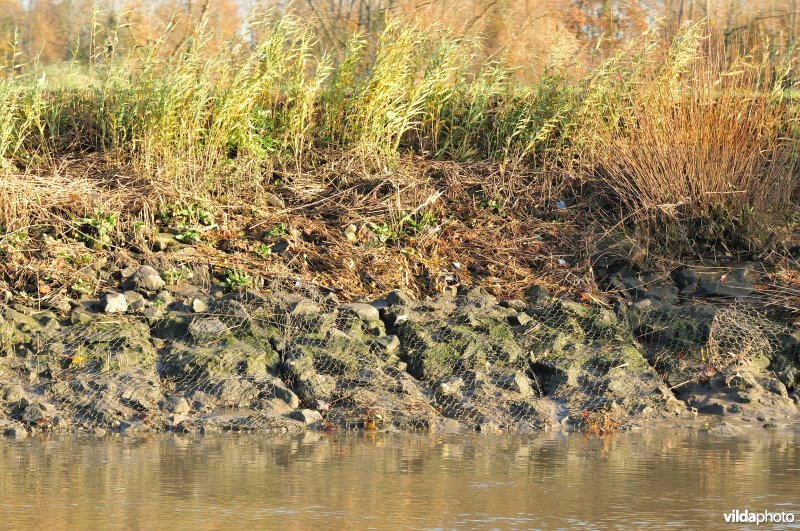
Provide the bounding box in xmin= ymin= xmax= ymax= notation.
xmin=0 ymin=278 xmax=797 ymax=434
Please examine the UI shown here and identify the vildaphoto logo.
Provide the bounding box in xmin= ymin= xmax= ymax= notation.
xmin=723 ymin=509 xmax=795 ymax=525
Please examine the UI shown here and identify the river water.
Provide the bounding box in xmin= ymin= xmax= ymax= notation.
xmin=1 ymin=427 xmax=799 ymax=529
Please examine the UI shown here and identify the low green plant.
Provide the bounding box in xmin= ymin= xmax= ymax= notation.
xmin=69 ymin=277 xmax=94 ymax=296
xmin=163 ymin=266 xmax=194 ymax=285
xmin=223 ymin=269 xmax=252 ymax=291
xmin=266 ymin=223 xmax=289 ymax=238
xmin=254 ymin=243 xmax=271 ymax=257
xmin=74 ymin=209 xmax=116 ymax=249
xmin=175 ymin=228 xmax=202 ymax=244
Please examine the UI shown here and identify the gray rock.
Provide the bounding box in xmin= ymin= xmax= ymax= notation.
xmin=191 ymin=391 xmax=217 ymax=411
xmin=118 ymin=421 xmax=147 ymax=434
xmin=499 ymin=299 xmax=527 ymax=311
xmin=508 ymin=312 xmax=532 ymax=327
xmin=696 ymin=400 xmax=727 ymax=415
xmin=495 ymin=371 xmax=535 ymax=397
xmin=671 ymin=267 xmax=697 ymax=290
xmin=44 ymin=297 xmax=73 ymax=314
xmin=120 ymin=265 xmax=138 ymax=280
xmin=697 ymin=281 xmax=753 ymax=298
xmin=296 ymin=372 xmax=336 ymax=403
xmin=263 ymin=381 xmax=300 ymax=409
xmin=152 ymin=233 xmax=178 ymax=252
xmin=641 ymin=286 xmax=679 ymax=310
xmin=92 ymin=399 xmax=125 ymax=427
xmin=188 ymin=317 xmax=229 ymax=341
xmin=370 ymin=335 xmax=400 ymax=354
xmin=706 ymin=421 xmax=742 ymax=436
xmin=288 ymin=299 xmax=321 ymax=317
xmin=191 ymin=298 xmax=209 ymax=313
xmin=210 ymin=378 xmax=259 ymax=406
xmin=2 ymin=385 xmax=27 ymax=403
xmin=341 ymin=302 xmax=381 ymax=323
xmin=162 ymin=396 xmax=191 ymax=414
xmin=3 ymin=426 xmax=27 ymax=438
xmin=142 ymin=307 xmax=164 ymax=319
xmin=104 ymin=292 xmax=128 ymax=314
xmin=264 ymin=192 xmax=285 ymax=209
xmin=120 ymin=388 xmax=158 ymax=412
xmin=436 ymin=376 xmax=464 ymax=399
xmin=155 ymin=291 xmax=174 ymax=306
xmin=288 ymin=409 xmax=322 ymax=425
xmin=123 ymin=290 xmax=146 ymax=311
xmin=21 ymin=402 xmax=56 ymax=423
xmin=386 ymin=290 xmax=413 ymax=306
xmin=131 ymin=265 xmax=165 ymax=292
xmin=525 ymin=285 xmax=551 ymax=305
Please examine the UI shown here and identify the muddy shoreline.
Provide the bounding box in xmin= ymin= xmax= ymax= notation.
xmin=0 ymin=263 xmax=797 ymax=438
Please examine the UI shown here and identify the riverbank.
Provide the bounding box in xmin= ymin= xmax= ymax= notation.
xmin=0 ymin=260 xmax=797 ymax=438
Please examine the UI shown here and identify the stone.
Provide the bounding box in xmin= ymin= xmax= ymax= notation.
xmin=123 ymin=291 xmax=146 ymax=311
xmin=508 ymin=312 xmax=532 ymax=327
xmin=499 ymin=299 xmax=527 ymax=311
xmin=696 ymin=400 xmax=727 ymax=415
xmin=341 ymin=302 xmax=381 ymax=323
xmin=270 ymin=240 xmax=289 ymax=254
xmin=2 ymin=385 xmax=27 ymax=403
xmin=120 ymin=388 xmax=158 ymax=412
xmin=21 ymin=402 xmax=56 ymax=424
xmin=191 ymin=298 xmax=209 ymax=313
xmin=264 ymin=382 xmax=300 ymax=409
xmin=152 ymin=233 xmax=178 ymax=252
xmin=706 ymin=421 xmax=742 ymax=436
xmin=92 ymin=399 xmax=125 ymax=427
xmin=370 ymin=335 xmax=400 ymax=354
xmin=142 ymin=307 xmax=164 ymax=319
xmin=162 ymin=396 xmax=191 ymax=414
xmin=191 ymin=391 xmax=217 ymax=411
xmin=288 ymin=299 xmax=321 ymax=317
xmin=436 ymin=376 xmax=464 ymax=399
xmin=296 ymin=372 xmax=336 ymax=403
xmin=641 ymin=286 xmax=679 ymax=310
xmin=525 ymin=285 xmax=551 ymax=305
xmin=671 ymin=267 xmax=697 ymax=291
xmin=118 ymin=421 xmax=146 ymax=434
xmin=210 ymin=378 xmax=258 ymax=406
xmin=3 ymin=426 xmax=27 ymax=438
xmin=120 ymin=265 xmax=138 ymax=280
xmin=264 ymin=192 xmax=285 ymax=209
xmin=131 ymin=265 xmax=165 ymax=292
xmin=288 ymin=409 xmax=323 ymax=425
xmin=104 ymin=292 xmax=128 ymax=314
xmin=495 ymin=371 xmax=535 ymax=397
xmin=44 ymin=297 xmax=73 ymax=314
xmin=188 ymin=317 xmax=229 ymax=341
xmin=155 ymin=291 xmax=174 ymax=306
xmin=697 ymin=281 xmax=753 ymax=298
xmin=386 ymin=290 xmax=413 ymax=307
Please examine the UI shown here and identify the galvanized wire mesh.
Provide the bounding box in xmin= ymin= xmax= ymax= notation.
xmin=0 ymin=278 xmax=796 ymax=435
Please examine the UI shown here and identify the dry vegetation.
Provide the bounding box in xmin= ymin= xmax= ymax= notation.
xmin=0 ymin=2 xmax=799 ymax=306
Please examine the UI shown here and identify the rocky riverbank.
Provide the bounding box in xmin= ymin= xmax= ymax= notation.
xmin=0 ymin=262 xmax=797 ymax=438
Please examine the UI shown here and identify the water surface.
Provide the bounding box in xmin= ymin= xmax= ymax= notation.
xmin=2 ymin=427 xmax=799 ymax=529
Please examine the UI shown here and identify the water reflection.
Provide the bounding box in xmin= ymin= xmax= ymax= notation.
xmin=1 ymin=428 xmax=798 ymax=529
